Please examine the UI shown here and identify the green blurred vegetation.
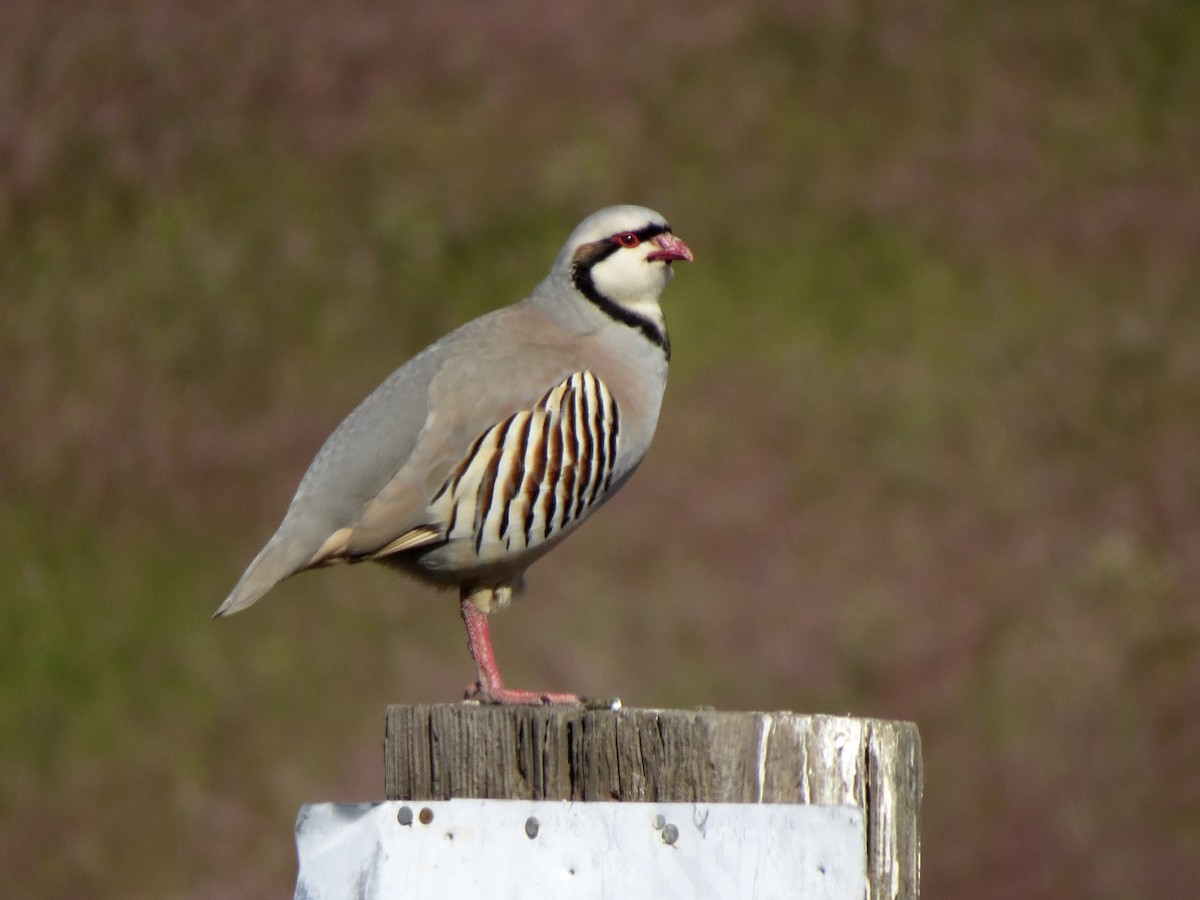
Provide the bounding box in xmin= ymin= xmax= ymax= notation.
xmin=3 ymin=1 xmax=1199 ymax=896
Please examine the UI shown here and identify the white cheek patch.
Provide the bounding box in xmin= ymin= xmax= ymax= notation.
xmin=589 ymin=250 xmax=671 ymax=322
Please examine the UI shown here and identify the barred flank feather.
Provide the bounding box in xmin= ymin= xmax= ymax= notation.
xmin=428 ymin=371 xmax=621 ymax=562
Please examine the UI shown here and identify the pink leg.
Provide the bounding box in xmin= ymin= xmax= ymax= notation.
xmin=459 ymin=595 xmax=580 ymax=705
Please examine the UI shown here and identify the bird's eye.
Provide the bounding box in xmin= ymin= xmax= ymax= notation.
xmin=614 ymin=232 xmax=640 ymax=248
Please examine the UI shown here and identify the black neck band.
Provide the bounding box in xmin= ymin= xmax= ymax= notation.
xmin=571 ymin=263 xmax=671 ymax=360
xmin=570 ymin=230 xmax=672 ymax=359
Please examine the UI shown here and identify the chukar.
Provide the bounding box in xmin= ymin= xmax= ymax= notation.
xmin=216 ymin=205 xmax=693 ymax=704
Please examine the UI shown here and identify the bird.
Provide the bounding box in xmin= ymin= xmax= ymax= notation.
xmin=215 ymin=205 xmax=693 ymax=704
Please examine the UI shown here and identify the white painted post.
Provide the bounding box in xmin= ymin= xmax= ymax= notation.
xmin=293 ymin=706 xmax=922 ymax=898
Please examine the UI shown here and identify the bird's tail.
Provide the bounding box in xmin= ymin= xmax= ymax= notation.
xmin=213 ymin=532 xmax=308 ymax=618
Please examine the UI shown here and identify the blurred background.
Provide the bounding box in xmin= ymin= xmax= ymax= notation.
xmin=3 ymin=1 xmax=1198 ymax=896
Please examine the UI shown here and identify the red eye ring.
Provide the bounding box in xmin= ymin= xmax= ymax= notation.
xmin=614 ymin=232 xmax=641 ymax=248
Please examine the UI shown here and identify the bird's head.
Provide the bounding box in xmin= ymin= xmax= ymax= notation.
xmin=558 ymin=205 xmax=693 ymax=325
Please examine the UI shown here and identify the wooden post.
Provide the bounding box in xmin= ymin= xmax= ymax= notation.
xmin=386 ymin=705 xmax=921 ymax=899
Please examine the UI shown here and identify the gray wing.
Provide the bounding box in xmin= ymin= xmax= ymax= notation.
xmin=214 ymin=339 xmax=443 ymax=616
xmin=216 ymin=306 xmax=607 ymax=615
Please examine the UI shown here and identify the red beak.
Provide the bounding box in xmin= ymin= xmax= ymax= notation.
xmin=647 ymin=233 xmax=694 ymax=263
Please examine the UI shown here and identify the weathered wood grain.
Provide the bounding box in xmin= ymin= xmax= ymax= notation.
xmin=386 ymin=705 xmax=921 ymax=899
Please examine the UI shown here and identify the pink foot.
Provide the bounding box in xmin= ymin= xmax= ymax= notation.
xmin=465 ymin=681 xmax=581 ymax=706
xmin=459 ymin=595 xmax=582 ymax=706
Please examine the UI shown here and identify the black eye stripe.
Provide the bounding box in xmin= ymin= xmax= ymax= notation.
xmin=620 ymin=223 xmax=670 ymax=243
xmin=571 ymin=223 xmax=672 ymax=267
